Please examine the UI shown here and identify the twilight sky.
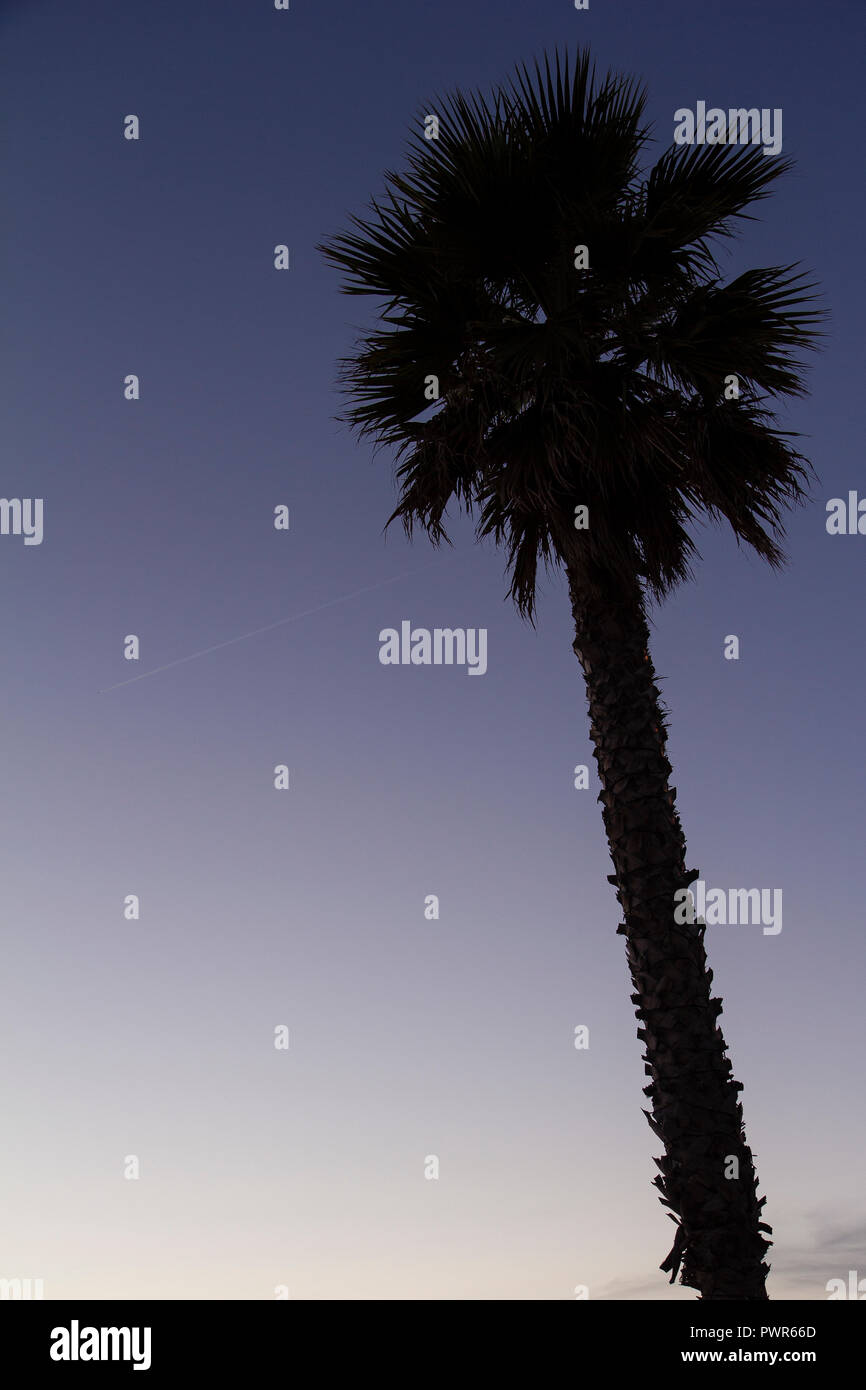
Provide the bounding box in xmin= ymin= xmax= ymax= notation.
xmin=1 ymin=0 xmax=863 ymax=1299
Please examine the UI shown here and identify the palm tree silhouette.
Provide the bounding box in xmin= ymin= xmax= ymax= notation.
xmin=319 ymin=49 xmax=823 ymax=1300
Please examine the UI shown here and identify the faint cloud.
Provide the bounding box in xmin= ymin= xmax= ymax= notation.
xmin=594 ymin=1212 xmax=866 ymax=1300
xmin=768 ymin=1214 xmax=866 ymax=1298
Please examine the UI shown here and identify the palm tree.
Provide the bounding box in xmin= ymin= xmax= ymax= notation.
xmin=319 ymin=49 xmax=822 ymax=1300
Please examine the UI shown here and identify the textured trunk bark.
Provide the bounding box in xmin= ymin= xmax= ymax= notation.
xmin=569 ymin=568 xmax=771 ymax=1299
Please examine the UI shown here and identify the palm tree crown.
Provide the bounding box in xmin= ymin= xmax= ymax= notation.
xmin=320 ymin=49 xmax=822 ymax=614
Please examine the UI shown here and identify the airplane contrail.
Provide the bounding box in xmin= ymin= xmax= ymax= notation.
xmin=99 ymin=561 xmax=440 ymax=692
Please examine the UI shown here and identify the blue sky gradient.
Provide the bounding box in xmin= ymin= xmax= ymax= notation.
xmin=1 ymin=0 xmax=863 ymax=1298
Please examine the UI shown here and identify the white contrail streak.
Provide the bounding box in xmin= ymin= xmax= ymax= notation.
xmin=99 ymin=562 xmax=439 ymax=692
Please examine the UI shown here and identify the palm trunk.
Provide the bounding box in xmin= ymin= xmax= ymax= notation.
xmin=569 ymin=567 xmax=771 ymax=1299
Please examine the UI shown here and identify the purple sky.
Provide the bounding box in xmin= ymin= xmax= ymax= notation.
xmin=1 ymin=0 xmax=863 ymax=1299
